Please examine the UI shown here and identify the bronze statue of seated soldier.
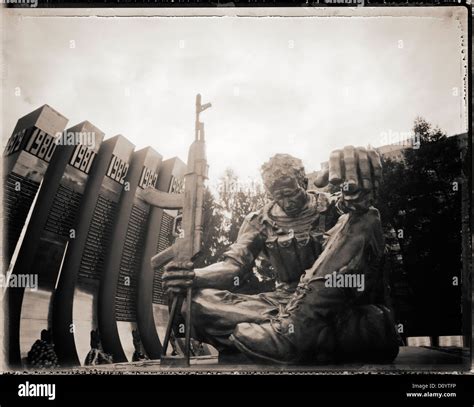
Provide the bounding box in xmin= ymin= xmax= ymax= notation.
xmin=162 ymin=146 xmax=400 ymax=365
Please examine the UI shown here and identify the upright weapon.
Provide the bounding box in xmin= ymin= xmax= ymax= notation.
xmin=143 ymin=94 xmax=211 ymax=366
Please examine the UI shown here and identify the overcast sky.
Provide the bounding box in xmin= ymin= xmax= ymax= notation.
xmin=3 ymin=10 xmax=467 ymax=183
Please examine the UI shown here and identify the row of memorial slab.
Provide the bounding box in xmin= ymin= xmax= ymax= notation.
xmin=2 ymin=104 xmax=193 ymax=369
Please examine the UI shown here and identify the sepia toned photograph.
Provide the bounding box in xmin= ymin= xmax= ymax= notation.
xmin=0 ymin=5 xmax=471 ymax=391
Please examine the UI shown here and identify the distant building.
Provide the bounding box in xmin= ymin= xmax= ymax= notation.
xmin=377 ymin=132 xmax=467 ymax=163
xmin=376 ymin=143 xmax=410 ymax=163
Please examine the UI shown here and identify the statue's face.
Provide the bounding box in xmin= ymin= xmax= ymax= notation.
xmin=269 ymin=177 xmax=308 ymax=217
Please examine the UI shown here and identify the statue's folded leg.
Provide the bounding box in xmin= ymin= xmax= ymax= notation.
xmin=182 ymin=288 xmax=286 ymax=352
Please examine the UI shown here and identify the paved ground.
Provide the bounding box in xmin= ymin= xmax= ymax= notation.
xmin=75 ymin=346 xmax=470 ymax=374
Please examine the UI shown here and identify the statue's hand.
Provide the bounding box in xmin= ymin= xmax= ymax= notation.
xmin=162 ymin=261 xmax=195 ymax=295
xmin=314 ymin=146 xmax=382 ymax=211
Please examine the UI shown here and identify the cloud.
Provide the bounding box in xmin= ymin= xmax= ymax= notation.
xmin=3 ymin=14 xmax=466 ymax=182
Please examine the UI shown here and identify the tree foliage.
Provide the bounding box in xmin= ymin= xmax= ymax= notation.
xmin=376 ymin=117 xmax=464 ymax=336
xmin=194 ymin=187 xmax=227 ymax=268
xmin=197 ymin=169 xmax=274 ymax=290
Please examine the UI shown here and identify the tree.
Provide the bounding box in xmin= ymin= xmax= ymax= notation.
xmin=194 ymin=187 xmax=227 ymax=268
xmin=197 ymin=169 xmax=274 ymax=291
xmin=218 ymin=168 xmax=267 ymax=243
xmin=218 ymin=170 xmax=274 ymax=292
xmin=376 ymin=117 xmax=464 ymax=337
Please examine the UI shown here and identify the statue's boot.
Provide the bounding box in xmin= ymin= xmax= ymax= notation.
xmin=230 ymin=209 xmax=400 ymax=365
